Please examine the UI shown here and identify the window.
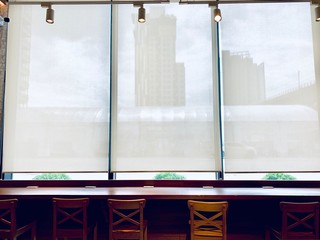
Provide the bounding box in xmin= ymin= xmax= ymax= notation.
xmin=112 ymin=4 xmax=220 ymax=173
xmin=3 ymin=5 xmax=111 ymax=172
xmin=2 ymin=2 xmax=320 ymax=180
xmin=220 ymin=3 xmax=320 ymax=175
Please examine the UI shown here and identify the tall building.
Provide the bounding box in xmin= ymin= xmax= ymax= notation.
xmin=222 ymin=50 xmax=266 ymax=105
xmin=134 ymin=7 xmax=185 ymax=106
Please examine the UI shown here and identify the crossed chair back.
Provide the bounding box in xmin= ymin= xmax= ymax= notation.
xmin=281 ymin=201 xmax=319 ymax=239
xmin=0 ymin=198 xmax=36 ymax=240
xmin=108 ymin=198 xmax=147 ymax=240
xmin=52 ymin=197 xmax=97 ymax=240
xmin=188 ymin=200 xmax=228 ymax=240
xmin=265 ymin=201 xmax=319 ymax=240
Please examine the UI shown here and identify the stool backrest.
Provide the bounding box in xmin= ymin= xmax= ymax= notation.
xmin=0 ymin=198 xmax=17 ymax=237
xmin=280 ymin=201 xmax=319 ymax=239
xmin=188 ymin=200 xmax=228 ymax=240
xmin=0 ymin=198 xmax=36 ymax=240
xmin=108 ymin=198 xmax=147 ymax=240
xmin=53 ymin=197 xmax=90 ymax=240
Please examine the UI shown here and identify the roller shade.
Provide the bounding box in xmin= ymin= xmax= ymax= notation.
xmin=111 ymin=5 xmax=222 ymax=172
xmin=3 ymin=5 xmax=111 ymax=172
xmin=221 ymin=3 xmax=320 ymax=172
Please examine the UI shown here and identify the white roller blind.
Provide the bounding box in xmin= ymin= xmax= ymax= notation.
xmin=112 ymin=5 xmax=221 ymax=172
xmin=3 ymin=5 xmax=110 ymax=172
xmin=221 ymin=3 xmax=320 ymax=172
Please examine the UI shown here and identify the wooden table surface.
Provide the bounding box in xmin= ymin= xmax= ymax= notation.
xmin=0 ymin=186 xmax=320 ymax=200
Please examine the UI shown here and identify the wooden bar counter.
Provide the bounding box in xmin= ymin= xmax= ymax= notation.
xmin=0 ymin=185 xmax=320 ymax=200
xmin=0 ymin=180 xmax=319 ymax=239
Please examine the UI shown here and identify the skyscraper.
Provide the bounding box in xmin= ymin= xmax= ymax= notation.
xmin=134 ymin=7 xmax=185 ymax=106
xmin=222 ymin=50 xmax=266 ymax=105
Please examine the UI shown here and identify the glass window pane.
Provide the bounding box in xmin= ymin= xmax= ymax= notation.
xmin=3 ymin=5 xmax=111 ymax=172
xmin=221 ymin=3 xmax=320 ymax=172
xmin=113 ymin=4 xmax=219 ymax=172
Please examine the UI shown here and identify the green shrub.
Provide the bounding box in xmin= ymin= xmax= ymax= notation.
xmin=33 ymin=173 xmax=71 ymax=180
xmin=263 ymin=173 xmax=296 ymax=180
xmin=154 ymin=172 xmax=186 ymax=180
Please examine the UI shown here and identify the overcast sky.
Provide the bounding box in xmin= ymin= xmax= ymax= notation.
xmin=7 ymin=2 xmax=317 ymax=107
xmin=220 ymin=3 xmax=315 ymax=97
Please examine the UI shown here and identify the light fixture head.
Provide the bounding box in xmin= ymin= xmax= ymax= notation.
xmin=41 ymin=3 xmax=54 ymax=24
xmin=214 ymin=7 xmax=222 ymax=22
xmin=138 ymin=5 xmax=146 ymax=23
xmin=46 ymin=7 xmax=54 ymax=24
xmin=316 ymin=5 xmax=320 ymax=22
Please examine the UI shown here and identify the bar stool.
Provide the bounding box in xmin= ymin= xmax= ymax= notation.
xmin=265 ymin=201 xmax=319 ymax=240
xmin=52 ymin=197 xmax=98 ymax=240
xmin=0 ymin=198 xmax=37 ymax=240
xmin=108 ymin=198 xmax=147 ymax=240
xmin=188 ymin=200 xmax=228 ymax=240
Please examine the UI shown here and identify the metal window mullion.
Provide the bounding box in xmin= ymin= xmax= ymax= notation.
xmin=211 ymin=7 xmax=224 ymax=178
xmin=108 ymin=4 xmax=119 ymax=179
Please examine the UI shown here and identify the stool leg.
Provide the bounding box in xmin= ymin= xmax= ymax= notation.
xmin=32 ymin=222 xmax=37 ymax=240
xmin=94 ymin=223 xmax=98 ymax=240
xmin=265 ymin=226 xmax=271 ymax=240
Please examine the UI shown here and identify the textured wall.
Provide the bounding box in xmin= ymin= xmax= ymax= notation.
xmin=0 ymin=5 xmax=8 ymax=121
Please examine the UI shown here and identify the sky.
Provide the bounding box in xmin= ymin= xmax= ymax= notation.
xmin=117 ymin=3 xmax=213 ymax=107
xmin=220 ymin=3 xmax=315 ymax=97
xmin=6 ymin=2 xmax=318 ymax=106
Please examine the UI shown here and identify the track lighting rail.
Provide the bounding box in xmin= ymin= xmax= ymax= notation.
xmin=5 ymin=0 xmax=319 ymax=24
xmin=7 ymin=0 xmax=319 ymax=5
xmin=9 ymin=0 xmax=168 ymax=4
xmin=180 ymin=0 xmax=313 ymax=4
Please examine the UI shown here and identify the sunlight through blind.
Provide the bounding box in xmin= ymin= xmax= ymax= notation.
xmin=111 ymin=5 xmax=221 ymax=172
xmin=3 ymin=5 xmax=110 ymax=172
xmin=221 ymin=3 xmax=320 ymax=172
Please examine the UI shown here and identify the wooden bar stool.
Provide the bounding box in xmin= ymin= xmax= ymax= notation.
xmin=108 ymin=198 xmax=147 ymax=240
xmin=188 ymin=200 xmax=228 ymax=240
xmin=0 ymin=198 xmax=36 ymax=240
xmin=52 ymin=197 xmax=98 ymax=240
xmin=265 ymin=201 xmax=319 ymax=240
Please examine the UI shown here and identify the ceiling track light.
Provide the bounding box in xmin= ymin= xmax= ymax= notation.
xmin=209 ymin=1 xmax=222 ymax=23
xmin=138 ymin=4 xmax=146 ymax=23
xmin=316 ymin=5 xmax=320 ymax=22
xmin=41 ymin=2 xmax=54 ymax=24
xmin=213 ymin=6 xmax=222 ymax=22
xmin=46 ymin=5 xmax=54 ymax=24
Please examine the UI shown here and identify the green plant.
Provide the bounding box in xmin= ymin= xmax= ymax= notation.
xmin=32 ymin=173 xmax=71 ymax=180
xmin=263 ymin=173 xmax=296 ymax=180
xmin=154 ymin=172 xmax=186 ymax=180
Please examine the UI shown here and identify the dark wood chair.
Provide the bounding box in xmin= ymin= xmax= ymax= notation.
xmin=188 ymin=200 xmax=228 ymax=240
xmin=52 ymin=197 xmax=98 ymax=240
xmin=0 ymin=198 xmax=36 ymax=240
xmin=108 ymin=198 xmax=147 ymax=240
xmin=265 ymin=201 xmax=319 ymax=240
